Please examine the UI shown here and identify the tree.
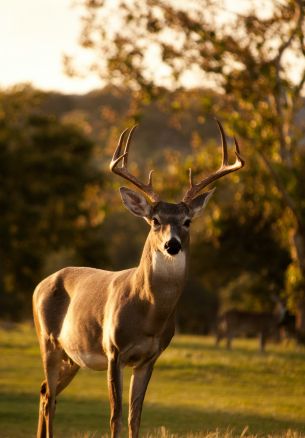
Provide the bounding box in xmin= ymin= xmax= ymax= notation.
xmin=70 ymin=0 xmax=305 ymax=337
xmin=0 ymin=85 xmax=106 ymax=318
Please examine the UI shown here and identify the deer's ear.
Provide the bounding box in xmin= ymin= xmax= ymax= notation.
xmin=120 ymin=187 xmax=151 ymax=217
xmin=189 ymin=188 xmax=215 ymax=218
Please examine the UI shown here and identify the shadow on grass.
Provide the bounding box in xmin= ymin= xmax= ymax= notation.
xmin=1 ymin=391 xmax=305 ymax=438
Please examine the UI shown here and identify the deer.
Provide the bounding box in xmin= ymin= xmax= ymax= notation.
xmin=215 ymin=305 xmax=286 ymax=352
xmin=32 ymin=120 xmax=244 ymax=438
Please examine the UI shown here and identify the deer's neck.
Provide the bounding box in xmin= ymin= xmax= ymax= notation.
xmin=135 ymin=234 xmax=188 ymax=305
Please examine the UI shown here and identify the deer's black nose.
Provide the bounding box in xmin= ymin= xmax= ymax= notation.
xmin=164 ymin=238 xmax=181 ymax=255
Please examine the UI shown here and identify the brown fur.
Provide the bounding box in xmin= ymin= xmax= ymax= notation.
xmin=33 ymin=201 xmax=198 ymax=438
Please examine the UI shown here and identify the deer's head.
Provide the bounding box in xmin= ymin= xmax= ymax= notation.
xmin=110 ymin=122 xmax=244 ymax=258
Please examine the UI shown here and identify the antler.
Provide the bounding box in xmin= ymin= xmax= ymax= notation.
xmin=110 ymin=125 xmax=160 ymax=203
xmin=182 ymin=120 xmax=245 ymax=204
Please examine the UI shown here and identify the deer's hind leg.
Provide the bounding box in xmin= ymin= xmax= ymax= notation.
xmin=56 ymin=358 xmax=79 ymax=395
xmin=37 ymin=336 xmax=63 ymax=438
xmin=37 ymin=336 xmax=79 ymax=438
xmin=215 ymin=331 xmax=223 ymax=346
xmin=37 ymin=380 xmax=48 ymax=438
xmin=226 ymin=334 xmax=233 ymax=349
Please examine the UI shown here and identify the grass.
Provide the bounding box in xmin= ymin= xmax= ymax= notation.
xmin=1 ymin=323 xmax=305 ymax=437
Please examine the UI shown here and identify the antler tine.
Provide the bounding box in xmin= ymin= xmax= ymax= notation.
xmin=234 ymin=136 xmax=244 ymax=164
xmin=123 ymin=124 xmax=138 ymax=167
xmin=216 ymin=119 xmax=228 ymax=166
xmin=110 ymin=125 xmax=160 ymax=203
xmin=148 ymin=169 xmax=155 ymax=186
xmin=188 ymin=168 xmax=193 ymax=187
xmin=110 ymin=127 xmax=130 ymax=171
xmin=182 ymin=120 xmax=245 ymax=204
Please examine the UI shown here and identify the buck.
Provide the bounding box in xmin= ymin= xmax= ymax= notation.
xmin=33 ymin=121 xmax=244 ymax=438
xmin=215 ymin=306 xmax=286 ymax=352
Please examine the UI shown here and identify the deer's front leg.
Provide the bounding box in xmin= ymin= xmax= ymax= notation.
xmin=107 ymin=349 xmax=123 ymax=438
xmin=128 ymin=361 xmax=154 ymax=438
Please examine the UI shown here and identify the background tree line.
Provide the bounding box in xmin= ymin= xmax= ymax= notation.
xmin=1 ymin=0 xmax=305 ymax=337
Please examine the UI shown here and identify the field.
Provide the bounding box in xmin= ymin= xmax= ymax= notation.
xmin=1 ymin=324 xmax=305 ymax=438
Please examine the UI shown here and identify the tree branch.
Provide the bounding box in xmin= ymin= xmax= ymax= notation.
xmin=273 ymin=4 xmax=302 ymax=65
xmin=258 ymin=151 xmax=304 ymax=231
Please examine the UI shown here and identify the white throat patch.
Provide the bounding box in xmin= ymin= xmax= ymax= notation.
xmin=152 ymin=250 xmax=186 ymax=278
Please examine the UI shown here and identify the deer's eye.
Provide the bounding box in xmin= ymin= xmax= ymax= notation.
xmin=183 ymin=219 xmax=191 ymax=228
xmin=152 ymin=217 xmax=160 ymax=226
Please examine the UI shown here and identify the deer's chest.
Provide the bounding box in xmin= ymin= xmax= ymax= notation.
xmin=103 ymin=310 xmax=162 ymax=366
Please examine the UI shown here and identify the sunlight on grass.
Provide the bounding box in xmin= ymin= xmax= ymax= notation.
xmin=1 ymin=323 xmax=305 ymax=437
xmin=74 ymin=427 xmax=305 ymax=438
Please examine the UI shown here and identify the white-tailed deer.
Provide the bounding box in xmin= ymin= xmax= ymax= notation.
xmin=215 ymin=305 xmax=286 ymax=352
xmin=33 ymin=121 xmax=244 ymax=438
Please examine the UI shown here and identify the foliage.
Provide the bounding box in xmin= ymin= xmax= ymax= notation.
xmin=0 ymin=85 xmax=107 ymax=318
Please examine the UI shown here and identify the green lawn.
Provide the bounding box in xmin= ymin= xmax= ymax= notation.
xmin=1 ymin=323 xmax=305 ymax=437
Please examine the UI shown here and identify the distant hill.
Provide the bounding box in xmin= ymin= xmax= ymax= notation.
xmin=37 ymin=86 xmax=226 ymax=165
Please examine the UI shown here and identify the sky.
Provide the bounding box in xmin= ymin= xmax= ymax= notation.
xmin=1 ymin=0 xmax=303 ymax=95
xmin=0 ymin=0 xmax=101 ymax=94
xmin=0 ymin=0 xmax=255 ymax=95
